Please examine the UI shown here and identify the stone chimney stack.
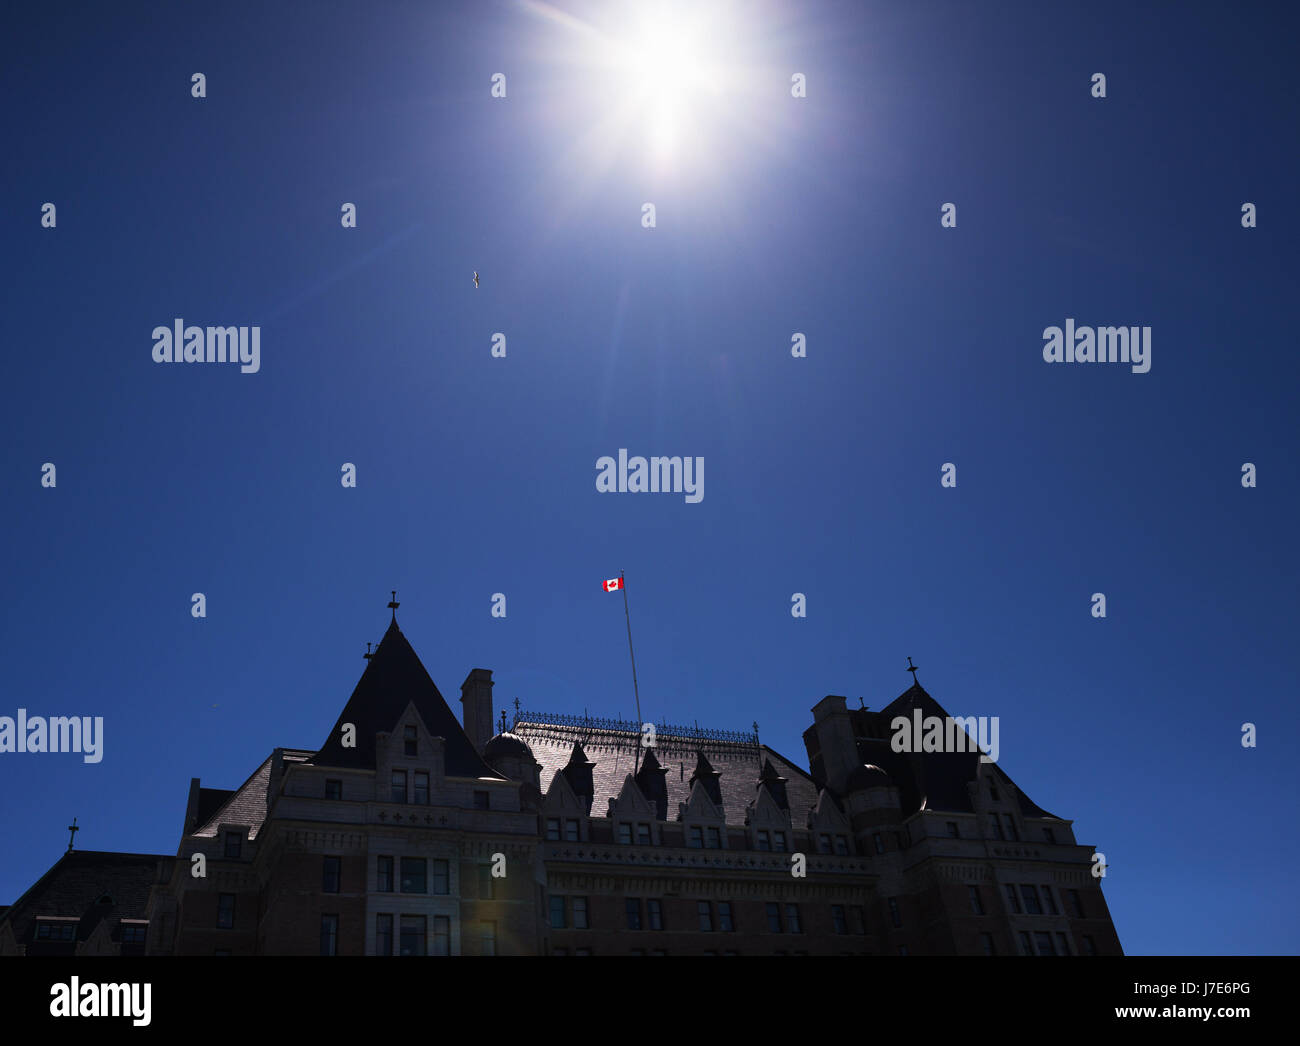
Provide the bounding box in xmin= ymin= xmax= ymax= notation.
xmin=807 ymin=695 xmax=857 ymax=793
xmin=460 ymin=668 xmax=494 ymax=754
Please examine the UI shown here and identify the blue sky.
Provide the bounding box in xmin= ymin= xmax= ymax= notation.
xmin=2 ymin=0 xmax=1296 ymax=954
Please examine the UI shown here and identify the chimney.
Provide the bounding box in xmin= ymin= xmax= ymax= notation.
xmin=807 ymin=695 xmax=857 ymax=793
xmin=460 ymin=669 xmax=494 ymax=754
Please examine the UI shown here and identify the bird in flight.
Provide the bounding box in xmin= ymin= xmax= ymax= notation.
xmin=473 ymin=271 xmax=479 ymax=289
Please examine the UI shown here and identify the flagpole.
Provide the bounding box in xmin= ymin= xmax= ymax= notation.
xmin=621 ymin=570 xmax=644 ymax=775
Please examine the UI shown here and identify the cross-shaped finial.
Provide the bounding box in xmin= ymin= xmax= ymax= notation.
xmin=388 ymin=590 xmax=400 ymax=623
xmin=66 ymin=817 xmax=79 ymax=853
xmin=363 ymin=641 xmax=373 ymax=660
xmin=906 ymin=657 xmax=920 ymax=685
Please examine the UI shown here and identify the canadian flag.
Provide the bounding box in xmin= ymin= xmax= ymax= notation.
xmin=603 ymin=577 xmax=623 ymax=592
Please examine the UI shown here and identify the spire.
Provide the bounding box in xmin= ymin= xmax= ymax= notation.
xmin=688 ymin=751 xmax=724 ymax=808
xmin=66 ymin=816 xmax=79 ymax=853
xmin=906 ymin=656 xmax=920 ymax=687
xmin=757 ymin=758 xmax=790 ymax=810
xmin=388 ymin=590 xmax=400 ymax=624
xmin=634 ymin=747 xmax=669 ymax=820
xmin=560 ymin=742 xmax=596 ymax=814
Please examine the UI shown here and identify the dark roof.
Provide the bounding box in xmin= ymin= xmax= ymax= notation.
xmin=192 ymin=749 xmax=315 ymax=839
xmin=484 ymin=731 xmax=534 ymax=761
xmin=194 ymin=787 xmax=234 ymax=830
xmin=0 ymin=851 xmax=173 ymax=945
xmin=311 ymin=620 xmax=502 ymax=779
xmin=515 ymin=720 xmax=822 ymax=825
xmin=847 ymin=684 xmax=1059 ymax=818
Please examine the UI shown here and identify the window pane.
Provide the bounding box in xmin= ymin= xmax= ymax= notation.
xmin=648 ymin=900 xmax=663 ymax=931
xmin=1003 ymin=883 xmax=1021 ymax=914
xmin=474 ymin=791 xmax=490 ymax=810
xmin=618 ymin=823 xmax=632 ymax=844
xmin=400 ymin=857 xmax=426 ymax=893
xmin=399 ymin=915 xmax=426 ymax=956
xmin=706 ymin=827 xmax=721 ymax=849
xmin=625 ymin=898 xmax=641 ymax=930
xmin=217 ymin=894 xmax=235 ymax=929
xmin=757 ymin=830 xmax=770 ymax=851
xmin=1034 ymin=931 xmax=1055 ymax=956
xmin=565 ymin=819 xmax=580 ymax=842
xmin=718 ymin=902 xmax=733 ymax=932
xmin=773 ymin=832 xmax=787 ymax=852
xmin=766 ymin=902 xmax=781 ymax=932
xmin=550 ymin=895 xmax=566 ymax=929
xmin=818 ymin=834 xmax=831 ymax=854
xmin=480 ymin=921 xmax=496 ymax=956
xmin=1042 ymin=885 xmax=1059 ymax=916
xmin=698 ymin=901 xmax=712 ymax=932
xmin=325 ymin=779 xmax=342 ymax=800
xmin=391 ymin=770 xmax=406 ymax=803
xmin=378 ymin=855 xmax=393 ymax=892
xmin=831 ymin=905 xmax=847 ymax=934
xmin=833 ymin=836 xmax=848 ymax=855
xmin=224 ymin=833 xmax=241 ymax=859
xmin=1021 ymin=885 xmax=1043 ymax=916
xmin=688 ymin=826 xmax=703 ymax=848
xmin=636 ymin=823 xmax=651 ymax=845
xmin=573 ymin=897 xmax=589 ymax=929
xmin=376 ymin=914 xmax=393 ymax=956
xmin=785 ymin=904 xmax=801 ymax=933
xmin=546 ymin=818 xmax=560 ymax=841
xmin=968 ymin=885 xmax=984 ymax=915
xmin=323 ymin=856 xmax=340 ymax=893
xmin=432 ymin=859 xmax=449 ymax=895
xmin=414 ymin=771 xmax=429 ymax=804
xmin=404 ymin=725 xmax=418 ymax=756
xmin=320 ymin=915 xmax=338 ymax=956
xmin=432 ymin=916 xmax=450 ymax=956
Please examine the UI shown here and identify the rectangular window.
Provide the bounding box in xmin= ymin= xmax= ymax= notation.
xmin=1082 ymin=935 xmax=1096 ymax=956
xmin=894 ymin=831 xmax=905 ymax=850
xmin=378 ymin=855 xmax=394 ymax=891
xmin=756 ymin=830 xmax=771 ymax=851
xmin=1003 ymin=815 xmax=1019 ymax=841
xmin=698 ymin=901 xmax=713 ymax=932
xmin=432 ymin=916 xmax=450 ymax=956
xmin=980 ymin=932 xmax=995 ymax=955
xmin=573 ymin=896 xmax=589 ymax=929
xmin=818 ymin=833 xmax=831 ymax=854
xmin=376 ymin=914 xmax=393 ymax=956
xmin=224 ymin=832 xmax=241 ymax=859
xmin=477 ymin=864 xmax=494 ymax=900
xmin=432 ymin=859 xmax=449 ymax=895
xmin=766 ymin=902 xmax=782 ymax=933
xmin=1019 ymin=931 xmax=1033 ymax=956
xmin=473 ymin=790 xmax=490 ymax=810
xmin=404 ymin=725 xmax=418 ymax=756
xmin=325 ymin=779 xmax=342 ymax=800
xmin=121 ymin=925 xmax=147 ymax=944
xmin=546 ymin=818 xmax=560 ymax=841
xmin=1003 ymin=883 xmax=1021 ymax=914
xmin=1056 ymin=932 xmax=1071 ymax=956
xmin=968 ymin=885 xmax=984 ymax=915
xmin=785 ymin=904 xmax=801 ymax=933
xmin=989 ymin=815 xmax=1004 ymax=840
xmin=946 ymin=822 xmax=959 ymax=839
xmin=1044 ymin=827 xmax=1056 ymax=844
xmin=833 ymin=835 xmax=849 ymax=855
xmin=400 ymin=857 xmax=426 ymax=894
xmin=874 ymin=832 xmax=885 ymax=853
xmin=399 ymin=915 xmax=426 ymax=956
xmin=323 ymin=856 xmax=341 ymax=893
xmin=648 ymin=899 xmax=664 ymax=931
xmin=564 ymin=819 xmax=580 ymax=842
xmin=1042 ymin=885 xmax=1059 ymax=916
xmin=688 ymin=826 xmax=703 ymax=848
xmin=216 ymin=893 xmax=235 ymax=929
xmin=851 ymin=906 xmax=866 ymax=935
xmin=773 ymin=831 xmax=787 ymax=852
xmin=636 ymin=823 xmax=651 ymax=845
xmin=480 ymin=921 xmax=496 ymax=956
xmin=391 ymin=770 xmax=407 ymax=803
xmin=618 ymin=823 xmax=633 ymax=845
xmin=1021 ymin=884 xmax=1043 ymax=916
xmin=990 ymin=782 xmax=1001 ymax=801
xmin=553 ymin=947 xmax=568 ymax=956
xmin=574 ymin=947 xmax=591 ymax=956
xmin=550 ymin=895 xmax=566 ymax=929
xmin=414 ymin=771 xmax=429 ymax=805
xmin=718 ymin=902 xmax=733 ymax=932
xmin=1068 ymin=889 xmax=1085 ymax=919
xmin=1034 ymin=931 xmax=1055 ymax=956
xmin=831 ymin=905 xmax=847 ymax=934
xmin=888 ymin=897 xmax=902 ymax=928
xmin=320 ymin=914 xmax=338 ymax=956
xmin=626 ymin=898 xmax=642 ymax=931
xmin=706 ymin=826 xmax=721 ymax=849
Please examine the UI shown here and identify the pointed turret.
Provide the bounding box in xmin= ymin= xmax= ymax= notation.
xmin=559 ymin=742 xmax=596 ymax=814
xmin=634 ymin=747 xmax=669 ymax=820
xmin=688 ymin=751 xmax=724 ymax=808
xmin=311 ymin=619 xmax=500 ymax=779
xmin=756 ymin=757 xmax=790 ymax=811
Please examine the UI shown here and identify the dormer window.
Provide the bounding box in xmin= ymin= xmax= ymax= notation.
xmin=546 ymin=818 xmax=561 ymax=841
xmin=413 ymin=771 xmax=429 ymax=805
xmin=404 ymin=725 xmax=418 ymax=756
xmin=224 ymin=832 xmax=242 ymax=859
xmin=391 ymin=770 xmax=407 ymax=803
xmin=564 ymin=819 xmax=580 ymax=842
xmin=636 ymin=823 xmax=652 ymax=845
xmin=817 ymin=833 xmax=831 ymax=854
xmin=706 ymin=827 xmax=721 ymax=849
xmin=325 ymin=779 xmax=342 ymax=800
xmin=773 ymin=831 xmax=787 ymax=852
xmin=688 ymin=826 xmax=704 ymax=849
xmin=833 ymin=835 xmax=849 ymax=855
xmin=756 ymin=830 xmax=771 ymax=851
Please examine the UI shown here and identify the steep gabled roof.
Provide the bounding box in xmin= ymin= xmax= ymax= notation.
xmin=851 ymin=683 xmax=1059 ymax=818
xmin=0 ymin=851 xmax=173 ymax=946
xmin=311 ymin=619 xmax=501 ymax=779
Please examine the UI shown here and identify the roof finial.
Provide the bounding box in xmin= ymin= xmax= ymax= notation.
xmin=66 ymin=816 xmax=79 ymax=853
xmin=388 ymin=590 xmax=400 ymax=624
xmin=363 ymin=641 xmax=374 ymax=660
xmin=906 ymin=656 xmax=920 ymax=686
xmin=499 ymin=709 xmax=507 ymax=734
